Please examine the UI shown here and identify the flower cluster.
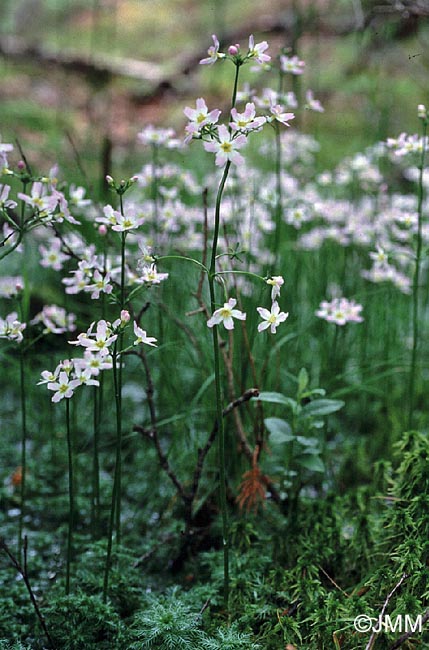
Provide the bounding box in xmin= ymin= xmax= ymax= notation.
xmin=206 ymin=276 xmax=288 ymax=335
xmin=316 ymin=297 xmax=364 ymax=326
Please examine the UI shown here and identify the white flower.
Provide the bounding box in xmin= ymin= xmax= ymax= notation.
xmin=266 ymin=276 xmax=284 ymax=301
xmin=0 ymin=312 xmax=26 ymax=343
xmin=248 ymin=34 xmax=270 ymax=65
xmin=70 ymin=320 xmax=117 ymax=357
xmin=84 ymin=269 xmax=113 ymax=299
xmin=204 ymin=125 xmax=247 ymax=167
xmin=137 ymin=263 xmax=169 ymax=285
xmin=257 ymin=301 xmax=288 ymax=334
xmin=207 ymin=298 xmax=246 ymax=330
xmin=133 ymin=322 xmax=157 ymax=347
xmin=200 ymin=34 xmax=225 ymax=65
xmin=47 ymin=371 xmax=80 ymax=403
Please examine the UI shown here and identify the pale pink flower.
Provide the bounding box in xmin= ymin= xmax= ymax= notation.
xmin=18 ymin=182 xmax=57 ymax=216
xmin=204 ymin=125 xmax=247 ymax=167
xmin=268 ymin=105 xmax=295 ymax=127
xmin=200 ymin=34 xmax=225 ymax=65
xmin=316 ymin=298 xmax=363 ymax=325
xmin=47 ymin=371 xmax=80 ymax=403
xmin=248 ymin=34 xmax=270 ymax=64
xmin=0 ymin=312 xmax=26 ymax=343
xmin=84 ymin=269 xmax=113 ymax=299
xmin=0 ymin=184 xmax=17 ymax=210
xmin=207 ymin=298 xmax=246 ymax=330
xmin=257 ymin=301 xmax=288 ymax=334
xmin=184 ymin=98 xmax=221 ymax=142
xmin=73 ymin=350 xmax=113 ymax=376
xmin=230 ymin=102 xmax=265 ymax=132
xmin=70 ymin=320 xmax=117 ymax=357
xmin=133 ymin=322 xmax=157 ymax=347
xmin=39 ymin=237 xmax=69 ymax=271
xmin=31 ymin=305 xmax=76 ymax=334
xmin=0 ymin=276 xmax=24 ymax=298
xmin=137 ymin=263 xmax=169 ymax=285
xmin=305 ymin=89 xmax=324 ymax=113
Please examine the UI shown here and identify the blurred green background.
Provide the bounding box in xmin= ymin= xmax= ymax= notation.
xmin=1 ymin=0 xmax=428 ymax=188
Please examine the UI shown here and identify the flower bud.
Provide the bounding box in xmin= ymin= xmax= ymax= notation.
xmin=17 ymin=160 xmax=25 ymax=171
xmin=418 ymin=104 xmax=427 ymax=120
xmin=120 ymin=310 xmax=130 ymax=326
xmin=98 ymin=224 xmax=107 ymax=236
xmin=228 ymin=45 xmax=239 ymax=56
xmin=105 ymin=175 xmax=114 ymax=185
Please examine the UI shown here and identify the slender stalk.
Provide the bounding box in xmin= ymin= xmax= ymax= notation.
xmin=65 ymin=399 xmax=74 ymax=595
xmin=206 ymin=61 xmax=241 ymax=612
xmin=408 ymin=121 xmax=427 ymax=429
xmin=104 ymin=222 xmax=126 ymax=601
xmin=274 ymin=121 xmax=283 ymax=263
xmin=91 ymin=385 xmax=100 ymax=538
xmin=18 ymin=350 xmax=27 ymax=562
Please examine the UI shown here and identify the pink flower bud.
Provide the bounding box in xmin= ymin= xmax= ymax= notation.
xmin=120 ymin=310 xmax=130 ymax=324
xmin=15 ymin=282 xmax=23 ymax=292
xmin=105 ymin=175 xmax=114 ymax=184
xmin=17 ymin=161 xmax=25 ymax=171
xmin=228 ymin=45 xmax=239 ymax=56
xmin=98 ymin=225 xmax=107 ymax=236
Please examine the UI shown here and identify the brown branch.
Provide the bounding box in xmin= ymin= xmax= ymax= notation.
xmin=0 ymin=536 xmax=56 ymax=649
xmin=188 ymin=388 xmax=260 ymax=515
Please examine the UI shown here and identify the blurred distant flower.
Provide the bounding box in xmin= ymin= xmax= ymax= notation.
xmin=0 ymin=276 xmax=24 ymax=298
xmin=305 ymin=90 xmax=324 ymax=113
xmin=31 ymin=305 xmax=76 ymax=334
xmin=39 ymin=237 xmax=69 ymax=271
xmin=280 ymin=54 xmax=305 ymax=75
xmin=316 ymin=297 xmax=363 ymax=325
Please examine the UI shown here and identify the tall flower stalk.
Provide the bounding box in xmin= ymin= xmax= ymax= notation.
xmin=206 ymin=60 xmax=241 ymax=609
xmin=65 ymin=398 xmax=74 ymax=595
xmin=408 ymin=107 xmax=428 ymax=429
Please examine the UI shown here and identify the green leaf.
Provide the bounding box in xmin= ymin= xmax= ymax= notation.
xmin=253 ymin=392 xmax=296 ymax=409
xmin=295 ymin=454 xmax=325 ymax=472
xmin=301 ymin=399 xmax=345 ymax=417
xmin=297 ymin=367 xmax=309 ymax=395
xmin=264 ymin=417 xmax=294 ymax=443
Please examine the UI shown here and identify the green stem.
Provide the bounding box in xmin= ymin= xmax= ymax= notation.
xmin=65 ymin=399 xmax=74 ymax=595
xmin=274 ymin=122 xmax=283 ymax=263
xmin=408 ymin=121 xmax=427 ymax=429
xmin=92 ymin=385 xmax=100 ymax=538
xmin=104 ymin=224 xmax=126 ymax=600
xmin=18 ymin=350 xmax=27 ymax=563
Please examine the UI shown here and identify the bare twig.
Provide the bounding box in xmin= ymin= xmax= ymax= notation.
xmin=0 ymin=536 xmax=56 ymax=649
xmin=365 ymin=573 xmax=409 ymax=650
xmin=389 ymin=608 xmax=429 ymax=649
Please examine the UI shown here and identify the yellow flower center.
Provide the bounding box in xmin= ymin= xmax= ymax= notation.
xmin=220 ymin=142 xmax=232 ymax=153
